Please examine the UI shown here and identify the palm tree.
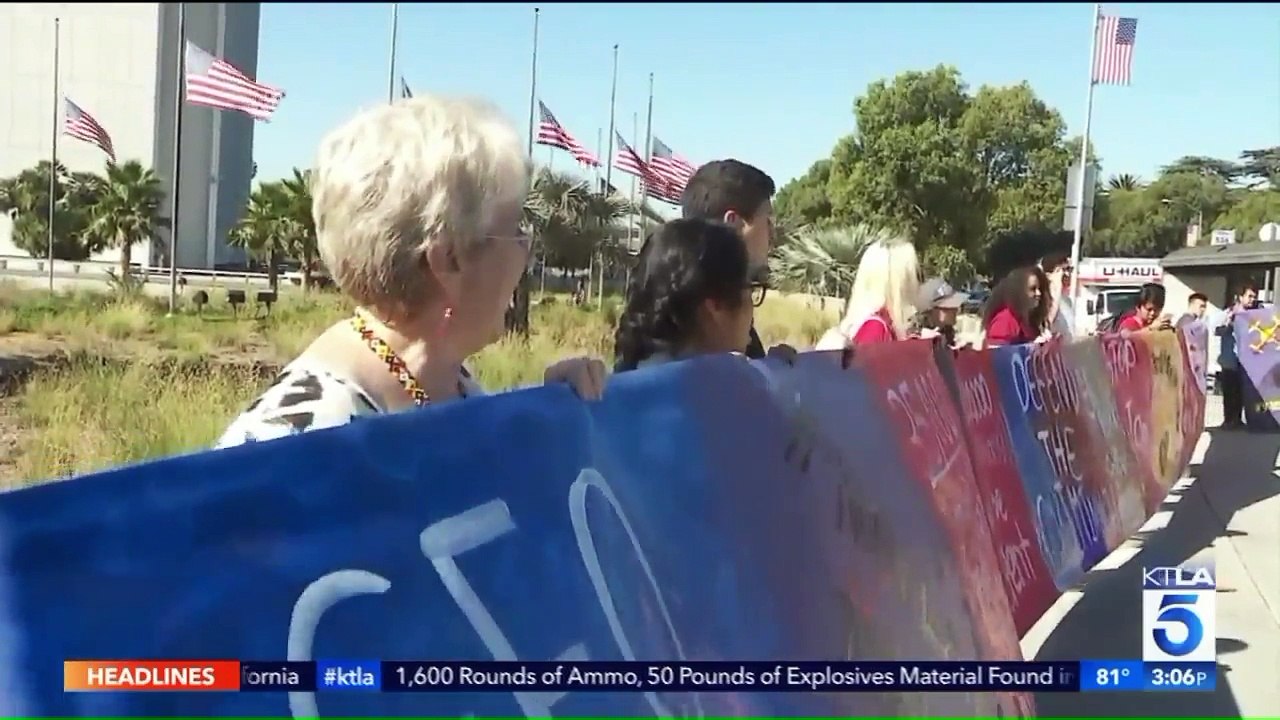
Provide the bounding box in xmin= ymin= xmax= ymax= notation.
xmin=277 ymin=168 xmax=318 ymax=290
xmin=228 ymin=181 xmax=297 ymax=291
xmin=511 ymin=169 xmax=634 ymax=330
xmin=84 ymin=161 xmax=164 ymax=277
xmin=1107 ymin=174 xmax=1141 ymax=191
xmin=770 ymin=224 xmax=898 ymax=300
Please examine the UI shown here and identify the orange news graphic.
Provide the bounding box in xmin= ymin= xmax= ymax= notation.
xmin=63 ymin=660 xmax=240 ymax=691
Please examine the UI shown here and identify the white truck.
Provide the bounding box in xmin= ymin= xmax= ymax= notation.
xmin=1074 ymin=257 xmax=1163 ymax=334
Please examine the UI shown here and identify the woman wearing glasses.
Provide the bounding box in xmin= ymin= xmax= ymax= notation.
xmin=218 ymin=94 xmax=605 ymax=447
xmin=614 ymin=219 xmax=770 ymax=371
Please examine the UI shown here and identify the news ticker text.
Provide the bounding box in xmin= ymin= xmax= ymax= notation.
xmin=63 ymin=659 xmax=1216 ymax=693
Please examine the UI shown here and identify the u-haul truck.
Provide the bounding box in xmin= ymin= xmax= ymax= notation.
xmin=1075 ymin=257 xmax=1163 ymax=333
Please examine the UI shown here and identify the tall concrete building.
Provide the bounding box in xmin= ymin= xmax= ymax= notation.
xmin=0 ymin=2 xmax=261 ymax=269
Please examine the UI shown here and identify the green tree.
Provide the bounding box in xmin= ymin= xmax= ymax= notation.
xmin=277 ymin=168 xmax=318 ymax=291
xmin=1159 ymin=155 xmax=1239 ymax=183
xmin=523 ymin=169 xmax=631 ymax=272
xmin=1088 ymin=188 xmax=1176 ymax=257
xmin=965 ymin=83 xmax=1075 ymax=255
xmin=0 ymin=161 xmax=106 ymax=260
xmin=822 ymin=66 xmax=1079 ymax=271
xmin=920 ymin=244 xmax=977 ymax=286
xmin=512 ymin=168 xmax=633 ymax=333
xmin=1213 ymin=190 xmax=1280 ymax=242
xmin=1150 ymin=171 xmax=1231 ymax=229
xmin=775 ymin=159 xmax=834 ymax=228
xmin=769 ymin=224 xmax=894 ymax=299
xmin=84 ymin=161 xmax=165 ymax=279
xmin=827 ymin=66 xmax=983 ymax=254
xmin=1237 ymin=147 xmax=1280 ymax=188
xmin=228 ymin=181 xmax=298 ymax=291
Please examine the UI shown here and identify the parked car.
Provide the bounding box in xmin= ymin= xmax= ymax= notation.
xmin=961 ymin=288 xmax=989 ymax=315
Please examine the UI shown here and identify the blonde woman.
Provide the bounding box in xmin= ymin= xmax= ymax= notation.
xmin=815 ymin=239 xmax=921 ymax=349
xmin=218 ymin=95 xmax=605 ymax=447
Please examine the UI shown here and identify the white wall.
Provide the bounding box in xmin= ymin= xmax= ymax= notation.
xmin=0 ymin=2 xmax=256 ymax=269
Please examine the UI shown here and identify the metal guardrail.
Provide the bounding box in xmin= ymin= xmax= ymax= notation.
xmin=0 ymin=255 xmax=275 ymax=287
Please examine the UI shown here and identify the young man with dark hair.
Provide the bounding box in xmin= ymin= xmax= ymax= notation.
xmin=680 ymin=159 xmax=778 ymax=358
xmin=1039 ymin=252 xmax=1074 ymax=338
xmin=1186 ymin=293 xmax=1208 ymax=320
xmin=1217 ymin=282 xmax=1258 ymax=429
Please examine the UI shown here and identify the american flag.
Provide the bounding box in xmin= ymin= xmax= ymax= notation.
xmin=649 ymin=137 xmax=697 ymax=197
xmin=62 ymin=98 xmax=115 ymax=162
xmin=185 ymin=41 xmax=285 ymax=121
xmin=536 ymin=101 xmax=600 ymax=167
xmin=614 ymin=131 xmax=679 ymax=205
xmin=1092 ymin=15 xmax=1137 ymax=86
xmin=400 ymin=77 xmax=413 ymax=99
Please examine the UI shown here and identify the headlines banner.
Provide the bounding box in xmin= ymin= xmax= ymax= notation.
xmin=0 ymin=330 xmax=1204 ymax=717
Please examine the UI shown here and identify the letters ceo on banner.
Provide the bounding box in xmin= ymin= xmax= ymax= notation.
xmin=0 ymin=331 xmax=1202 ymax=717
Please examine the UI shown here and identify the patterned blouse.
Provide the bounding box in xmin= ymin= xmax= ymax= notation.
xmin=215 ymin=359 xmax=483 ymax=449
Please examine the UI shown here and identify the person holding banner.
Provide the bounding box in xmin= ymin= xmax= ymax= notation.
xmin=1216 ymin=282 xmax=1258 ymax=429
xmin=613 ymin=219 xmax=768 ymax=371
xmin=982 ymin=266 xmax=1050 ymax=348
xmin=911 ymin=277 xmax=968 ymax=348
xmin=217 ymin=95 xmax=606 ymax=447
xmin=814 ymin=238 xmax=921 ymax=349
xmin=1041 ymin=253 xmax=1074 ymax=339
xmin=1115 ymin=283 xmax=1171 ymax=333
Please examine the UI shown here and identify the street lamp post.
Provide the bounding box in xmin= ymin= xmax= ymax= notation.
xmin=1162 ymin=198 xmax=1203 ymax=242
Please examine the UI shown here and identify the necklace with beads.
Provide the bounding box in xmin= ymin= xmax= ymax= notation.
xmin=350 ymin=311 xmax=467 ymax=407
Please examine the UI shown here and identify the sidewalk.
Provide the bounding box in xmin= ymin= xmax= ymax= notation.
xmin=1022 ymin=396 xmax=1280 ymax=717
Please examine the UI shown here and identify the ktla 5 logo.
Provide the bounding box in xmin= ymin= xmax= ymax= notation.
xmin=1142 ymin=565 xmax=1216 ymax=663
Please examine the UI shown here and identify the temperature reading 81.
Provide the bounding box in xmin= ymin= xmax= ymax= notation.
xmin=1096 ymin=667 xmax=1131 ymax=685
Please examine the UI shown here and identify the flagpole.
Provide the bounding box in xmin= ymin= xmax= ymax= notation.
xmin=204 ymin=2 xmax=225 ymax=269
xmin=603 ymin=44 xmax=618 ymax=192
xmin=47 ymin=17 xmax=60 ymax=292
xmin=640 ymin=72 xmax=654 ymax=241
xmin=387 ymin=3 xmax=399 ymax=103
xmin=1068 ymin=2 xmax=1101 ymax=335
xmin=526 ymin=7 xmax=539 ymax=158
xmin=628 ymin=112 xmax=638 ymax=243
xmin=168 ymin=2 xmax=187 ymax=316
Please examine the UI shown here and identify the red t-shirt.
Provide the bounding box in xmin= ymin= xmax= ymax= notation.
xmin=851 ymin=309 xmax=895 ymax=344
xmin=1118 ymin=313 xmax=1146 ymax=332
xmin=985 ymin=307 xmax=1036 ymax=347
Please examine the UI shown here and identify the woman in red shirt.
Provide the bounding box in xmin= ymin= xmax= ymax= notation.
xmin=1115 ymin=283 xmax=1171 ymax=332
xmin=983 ymin=266 xmax=1050 ymax=348
xmin=815 ymin=238 xmax=921 ymax=348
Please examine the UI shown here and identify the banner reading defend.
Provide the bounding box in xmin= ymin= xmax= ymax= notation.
xmin=63 ymin=660 xmax=240 ymax=691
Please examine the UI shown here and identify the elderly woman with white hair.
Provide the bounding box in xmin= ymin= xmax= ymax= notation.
xmin=217 ymin=95 xmax=605 ymax=446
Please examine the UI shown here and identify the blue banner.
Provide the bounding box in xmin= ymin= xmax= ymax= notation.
xmin=0 ymin=330 xmax=1207 ymax=717
xmin=0 ymin=356 xmax=1010 ymax=717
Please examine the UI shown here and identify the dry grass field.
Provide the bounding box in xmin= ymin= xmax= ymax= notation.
xmin=0 ymin=282 xmax=839 ymax=484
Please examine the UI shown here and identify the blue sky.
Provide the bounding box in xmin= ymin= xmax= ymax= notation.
xmin=253 ymin=2 xmax=1280 ymax=190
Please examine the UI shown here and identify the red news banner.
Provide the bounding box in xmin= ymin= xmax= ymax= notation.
xmin=64 ymin=660 xmax=241 ymax=692
xmin=64 ymin=659 xmax=1081 ymax=693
